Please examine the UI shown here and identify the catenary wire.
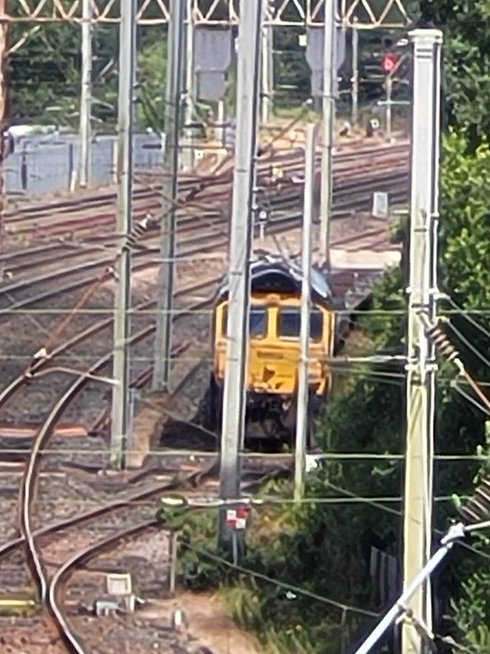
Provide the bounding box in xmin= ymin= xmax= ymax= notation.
xmin=445 ymin=320 xmax=490 ymax=371
xmin=179 ymin=541 xmax=379 ymax=618
xmin=447 ymin=298 xmax=490 ymax=343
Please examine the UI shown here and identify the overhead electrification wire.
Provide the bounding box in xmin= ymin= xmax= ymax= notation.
xmin=1 ymin=447 xmax=489 ymax=462
xmin=178 ymin=541 xmax=379 ymax=618
xmin=452 ymin=382 xmax=490 ymax=417
xmin=447 ymin=297 xmax=490 ymax=343
xmin=420 ymin=313 xmax=490 ymax=413
xmin=444 ymin=319 xmax=490 ymax=371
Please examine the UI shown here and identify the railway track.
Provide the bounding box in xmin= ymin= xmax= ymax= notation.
xmin=1 ymin=176 xmax=390 ymax=277
xmin=0 ymin=219 xmax=398 ymax=456
xmin=0 ymin=210 xmax=397 ymax=473
xmin=0 ymin=273 xmax=219 ymax=653
xmin=0 ymin=161 xmax=406 ymax=462
xmin=2 ymin=141 xmax=408 ymax=245
xmin=0 ymin=141 xmax=408 ymax=652
xmin=0 ymin=315 xmax=287 ymax=650
xmin=0 ymin=209 xmax=399 ymax=460
xmin=0 ymin=167 xmax=408 ymax=319
xmin=0 ymin=452 xmax=284 ymax=653
xmin=0 ymin=279 xmax=221 ymax=653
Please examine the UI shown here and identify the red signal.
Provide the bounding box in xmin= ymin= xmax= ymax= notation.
xmin=381 ymin=53 xmax=398 ymax=74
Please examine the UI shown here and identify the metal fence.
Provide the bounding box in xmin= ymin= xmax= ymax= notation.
xmin=5 ymin=132 xmax=165 ymax=199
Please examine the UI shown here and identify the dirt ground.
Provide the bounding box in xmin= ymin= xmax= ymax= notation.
xmin=142 ymin=593 xmax=263 ymax=654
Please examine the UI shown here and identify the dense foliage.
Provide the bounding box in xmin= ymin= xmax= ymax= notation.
xmin=8 ymin=15 xmax=164 ymax=129
xmin=226 ymin=0 xmax=490 ymax=647
xmin=419 ymin=0 xmax=490 ymax=147
xmin=172 ymin=130 xmax=490 ymax=654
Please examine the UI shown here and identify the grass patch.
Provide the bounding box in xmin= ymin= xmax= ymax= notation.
xmin=159 ymin=479 xmax=358 ymax=654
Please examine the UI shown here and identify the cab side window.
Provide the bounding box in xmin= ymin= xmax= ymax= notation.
xmin=221 ymin=304 xmax=268 ymax=338
xmin=278 ymin=307 xmax=323 ymax=341
xmin=249 ymin=307 xmax=267 ymax=338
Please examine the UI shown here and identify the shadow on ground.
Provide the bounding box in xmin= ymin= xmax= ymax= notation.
xmin=160 ymin=417 xmax=217 ymax=452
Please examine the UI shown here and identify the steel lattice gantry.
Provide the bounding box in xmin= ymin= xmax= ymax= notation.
xmin=7 ymin=0 xmax=411 ymax=27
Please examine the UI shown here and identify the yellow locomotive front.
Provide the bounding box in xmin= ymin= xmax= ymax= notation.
xmin=203 ymin=256 xmax=339 ymax=450
xmin=214 ymin=293 xmax=334 ymax=397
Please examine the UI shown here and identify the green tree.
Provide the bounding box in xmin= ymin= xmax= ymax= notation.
xmin=419 ymin=0 xmax=490 ymax=148
xmin=7 ymin=10 xmax=164 ymax=129
xmin=135 ymin=32 xmax=167 ymax=130
xmin=9 ymin=21 xmax=81 ymax=122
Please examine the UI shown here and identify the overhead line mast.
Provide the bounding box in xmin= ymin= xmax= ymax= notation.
xmin=78 ymin=0 xmax=93 ymax=189
xmin=319 ymin=0 xmax=336 ymax=267
xmin=152 ymin=0 xmax=186 ymax=392
xmin=402 ymin=28 xmax=443 ymax=654
xmin=110 ymin=0 xmax=137 ymax=469
xmin=218 ymin=0 xmax=264 ymax=553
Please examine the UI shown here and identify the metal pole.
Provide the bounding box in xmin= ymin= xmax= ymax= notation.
xmin=260 ymin=0 xmax=274 ymax=125
xmin=294 ymin=123 xmax=316 ymax=502
xmin=218 ymin=0 xmax=264 ymax=549
xmin=182 ymin=0 xmax=194 ymax=171
xmin=385 ymin=74 xmax=392 ymax=142
xmin=402 ymin=28 xmax=442 ymax=654
xmin=319 ymin=0 xmax=336 ymax=266
xmin=354 ymin=525 xmax=463 ymax=654
xmin=110 ymin=0 xmax=137 ymax=470
xmin=152 ymin=0 xmax=185 ymax=392
xmin=126 ymin=387 xmax=137 ymax=461
xmin=79 ymin=0 xmax=92 ymax=188
xmin=0 ymin=0 xmax=7 ymax=280
xmin=216 ymin=99 xmax=226 ymax=147
xmin=351 ymin=19 xmax=359 ymax=126
xmin=169 ymin=530 xmax=180 ymax=594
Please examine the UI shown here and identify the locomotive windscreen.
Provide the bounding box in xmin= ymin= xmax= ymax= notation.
xmin=250 ymin=270 xmax=300 ymax=294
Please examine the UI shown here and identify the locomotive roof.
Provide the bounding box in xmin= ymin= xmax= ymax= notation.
xmin=215 ymin=253 xmax=342 ymax=306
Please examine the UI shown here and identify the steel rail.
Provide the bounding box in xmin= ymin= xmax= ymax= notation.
xmin=45 ymin=464 xmax=290 ymax=652
xmin=0 ymin=210 xmax=223 ymax=274
xmin=17 ymin=311 xmax=214 ymax=600
xmin=4 ymin=143 xmax=409 ymax=238
xmin=8 ymin=179 xmax=406 ymax=606
xmin=0 ymin=195 xmax=405 ymax=431
xmin=0 ymin=272 xmax=221 ymax=415
xmin=0 ymin=165 xmax=408 ymax=307
xmin=2 ymin=161 xmax=406 ymax=275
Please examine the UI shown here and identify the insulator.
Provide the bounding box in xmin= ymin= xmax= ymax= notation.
xmin=125 ymin=221 xmax=148 ymax=249
xmin=425 ymin=323 xmax=459 ymax=363
xmin=458 ymin=477 xmax=490 ymax=525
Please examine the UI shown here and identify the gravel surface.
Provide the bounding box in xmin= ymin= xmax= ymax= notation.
xmin=0 ymin=208 xmax=394 ymax=654
xmin=0 ymin=257 xmax=220 ymax=427
xmin=0 ymin=617 xmax=66 ymax=654
xmin=0 ymin=522 xmax=262 ymax=653
xmin=0 ymin=213 xmax=390 ymax=424
xmin=63 ymin=528 xmax=263 ymax=654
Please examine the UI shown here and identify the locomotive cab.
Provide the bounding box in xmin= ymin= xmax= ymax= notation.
xmin=204 ymin=255 xmax=341 ymax=450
